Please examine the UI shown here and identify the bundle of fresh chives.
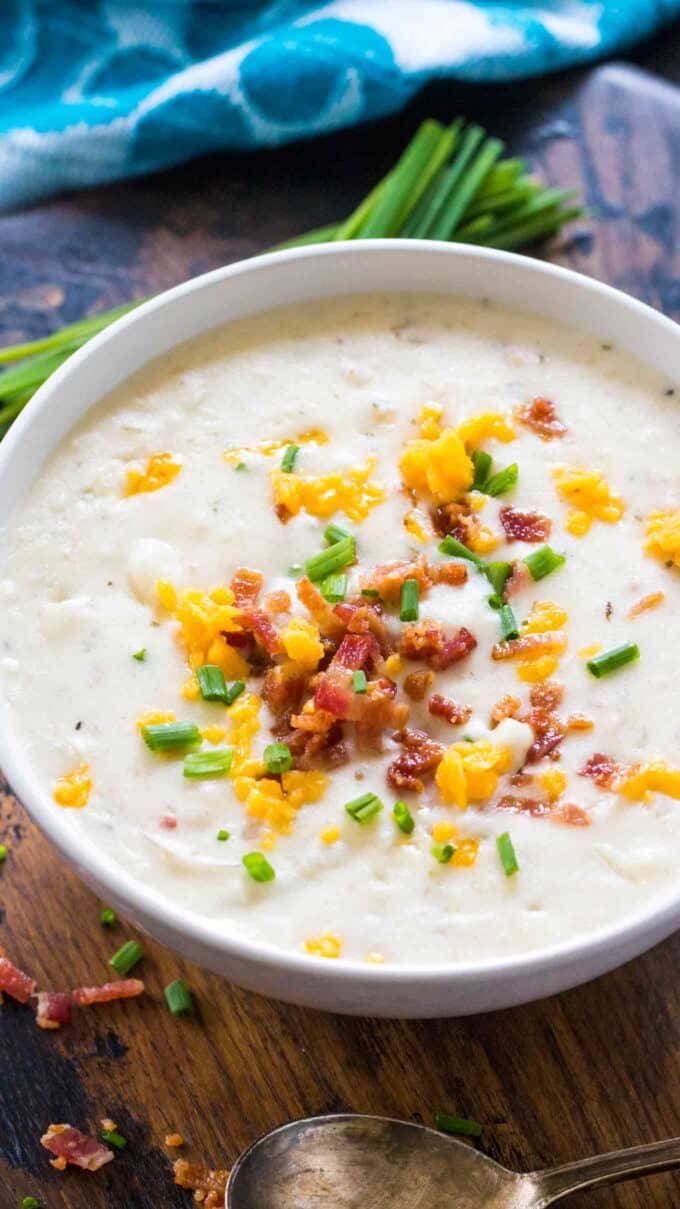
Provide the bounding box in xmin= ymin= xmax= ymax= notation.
xmin=0 ymin=118 xmax=582 ymax=439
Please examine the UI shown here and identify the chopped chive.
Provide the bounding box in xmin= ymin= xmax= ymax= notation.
xmin=100 ymin=907 xmax=116 ymax=926
xmin=482 ymin=462 xmax=518 ymax=497
xmin=281 ymin=443 xmax=299 ymax=473
xmin=216 ymin=829 xmax=230 ymax=842
xmin=197 ymin=664 xmax=229 ymax=703
xmin=471 ymin=449 xmax=492 ymax=490
xmin=352 ymin=669 xmax=368 ymax=694
xmin=109 ymin=939 xmax=144 ymax=975
xmin=263 ymin=742 xmax=293 ymax=774
xmin=499 ymin=604 xmax=519 ymax=641
xmin=587 ymin=642 xmax=640 ymax=679
xmin=393 ymin=800 xmax=415 ymax=835
xmin=243 ymin=851 xmax=276 ymax=882
xmin=431 ymin=842 xmax=456 ymax=864
xmin=306 ymin=535 xmax=355 ymax=582
xmin=0 ymin=844 xmax=7 ymax=863
xmin=436 ymin=1113 xmax=482 ymax=1138
xmin=524 ymin=545 xmax=566 ymax=582
xmin=361 ymin=588 xmax=380 ymax=599
xmin=225 ymin=680 xmax=246 ymax=706
xmin=234 ymin=462 xmax=247 ymax=471
xmin=400 ymin=577 xmax=420 ymax=622
xmin=141 ymin=721 xmax=201 ymax=752
xmin=345 ymin=792 xmax=384 ymax=823
xmin=324 ymin=522 xmax=351 ymax=545
xmin=497 ymin=832 xmax=519 ymax=876
xmin=485 ymin=560 xmax=512 ymax=597
xmin=438 ymin=534 xmax=484 ymax=567
xmin=183 ymin=748 xmax=233 ymax=778
xmin=22 ymin=1198 xmax=42 ymax=1208
xmin=288 ymin=563 xmax=303 ymax=577
xmin=101 ymin=1129 xmax=127 ymax=1150
xmin=488 ymin=594 xmax=503 ymax=610
xmin=320 ymin=572 xmax=348 ymax=603
xmin=132 ymin=648 xmax=147 ymax=662
xmin=164 ymin=979 xmax=194 ymax=1017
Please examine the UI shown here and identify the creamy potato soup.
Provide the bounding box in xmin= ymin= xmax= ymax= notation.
xmin=1 ymin=292 xmax=680 ymax=966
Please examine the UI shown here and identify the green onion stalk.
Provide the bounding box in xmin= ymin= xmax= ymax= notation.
xmin=0 ymin=118 xmax=582 ymax=439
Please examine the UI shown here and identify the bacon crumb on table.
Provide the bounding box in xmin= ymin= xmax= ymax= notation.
xmin=0 ymin=952 xmax=37 ymax=1003
xmin=72 ymin=979 xmax=145 ymax=1006
xmin=35 ymin=991 xmax=71 ymax=1030
xmin=173 ymin=1158 xmax=230 ymax=1207
xmin=40 ymin=1124 xmax=114 ymax=1171
xmin=165 ymin=1132 xmax=185 ymax=1148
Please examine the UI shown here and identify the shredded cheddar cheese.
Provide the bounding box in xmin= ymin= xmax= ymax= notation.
xmin=233 ymin=768 xmax=328 ymax=834
xmin=400 ymin=427 xmax=473 ymax=504
xmin=452 ymin=837 xmax=480 ymax=868
xmin=305 ymin=934 xmax=342 ymax=959
xmin=321 ymin=826 xmax=341 ymax=845
xmin=616 ymin=759 xmax=680 ymax=803
xmin=644 ymin=510 xmax=680 ymax=569
xmin=124 ymin=451 xmax=181 ymax=497
xmin=384 ymin=653 xmax=402 ymax=677
xmin=271 ymin=457 xmax=386 ymax=522
xmin=539 ymin=769 xmax=567 ymax=802
xmin=418 ymin=404 xmax=443 ymax=439
xmin=280 ymin=618 xmax=324 ymax=670
xmin=436 ymin=740 xmax=511 ymax=809
xmin=136 ymin=710 xmax=176 ymax=730
xmin=578 ymin=643 xmax=602 ymax=659
xmin=627 ymin=591 xmax=665 ymax=619
xmin=514 ymin=600 xmax=568 ymax=682
xmin=457 ymin=411 xmax=516 ymax=447
xmin=226 ymin=692 xmax=261 ymax=777
xmin=201 ymin=725 xmax=227 ymax=744
xmin=432 ymin=820 xmax=458 ymax=843
xmin=157 ymin=581 xmax=248 ymax=677
xmin=53 ymin=763 xmax=92 ymax=808
xmin=223 ymin=428 xmax=328 ymax=464
xmin=552 ymin=465 xmax=625 ymax=535
xmin=403 ymin=508 xmax=431 ymax=543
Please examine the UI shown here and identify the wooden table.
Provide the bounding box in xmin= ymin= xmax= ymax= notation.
xmin=1 ymin=58 xmax=680 ymax=1209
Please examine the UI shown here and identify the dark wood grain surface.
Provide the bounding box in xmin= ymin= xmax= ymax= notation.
xmin=1 ymin=59 xmax=680 ymax=1209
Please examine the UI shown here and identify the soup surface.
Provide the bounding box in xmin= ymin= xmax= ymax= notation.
xmin=1 ymin=292 xmax=679 ymax=966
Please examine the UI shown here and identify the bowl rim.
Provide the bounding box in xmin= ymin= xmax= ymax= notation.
xmin=1 ymin=237 xmax=679 ymax=989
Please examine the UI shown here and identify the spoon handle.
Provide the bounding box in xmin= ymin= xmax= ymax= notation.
xmin=533 ymin=1137 xmax=680 ymax=1205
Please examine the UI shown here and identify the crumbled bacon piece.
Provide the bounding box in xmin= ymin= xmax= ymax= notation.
xmin=174 ymin=1158 xmax=230 ymax=1208
xmin=314 ymin=670 xmax=353 ymax=718
xmin=334 ymin=599 xmax=392 ymax=656
xmin=264 ymin=589 xmax=291 ymax=614
xmin=428 ymin=694 xmax=472 ymax=725
xmin=432 ymin=500 xmax=473 ymax=542
xmin=361 ymin=555 xmax=432 ymax=604
xmin=230 ymin=567 xmax=263 ymax=607
xmin=72 ymin=980 xmax=145 ymax=1006
xmin=509 ymin=771 xmax=534 ymax=789
xmin=0 ymin=954 xmax=36 ymax=1003
xmin=431 ymin=627 xmax=477 ymax=671
xmin=529 ymin=681 xmax=564 ymax=712
xmin=387 ymin=728 xmax=444 ymax=792
xmin=492 ymin=632 xmax=563 ymax=661
xmin=579 ymin=752 xmax=622 ymax=789
xmin=41 ymin=1124 xmax=114 ymax=1171
xmin=35 ymin=991 xmax=71 ymax=1030
xmin=289 ymin=705 xmax=336 ymax=734
xmin=432 ymin=561 xmax=468 ymax=588
xmin=403 ymin=669 xmax=434 ymax=701
xmin=159 ymin=815 xmax=177 ymax=829
xmin=525 ymin=724 xmax=565 ymax=763
xmin=262 ymin=664 xmax=308 ymax=719
xmin=551 ymin=801 xmax=591 ymax=827
xmin=490 ymin=694 xmax=521 ymax=726
xmin=627 ymin=591 xmax=664 ymax=620
xmin=332 ymin=632 xmax=375 ymax=670
xmin=516 ymin=396 xmax=567 ymax=440
xmin=504 ymin=562 xmax=531 ymax=598
xmin=314 ymin=671 xmax=408 ymax=729
xmin=499 ymin=507 xmax=551 ymax=543
xmin=522 ymin=683 xmax=566 ymax=764
xmin=400 ymin=618 xmax=445 ymax=661
xmin=495 ymin=794 xmax=551 ymax=818
xmin=567 ymin=712 xmax=594 ymax=731
xmin=238 ymin=608 xmax=282 ymax=655
xmin=296 ymin=577 xmax=345 ymax=639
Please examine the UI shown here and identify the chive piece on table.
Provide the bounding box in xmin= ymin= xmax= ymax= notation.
xmin=109 ymin=940 xmax=144 ymax=975
xmin=432 ymin=842 xmax=456 ymax=864
xmin=524 ymin=545 xmax=566 ymax=582
xmin=587 ymin=642 xmax=640 ymax=679
xmin=400 ymin=577 xmax=420 ymax=622
xmin=22 ymin=1197 xmax=42 ymax=1208
xmin=101 ymin=1129 xmax=127 ymax=1150
xmin=164 ymin=979 xmax=194 ymax=1018
xmin=281 ymin=443 xmax=299 ymax=473
xmin=100 ymin=907 xmax=115 ymax=927
xmin=225 ymin=680 xmax=246 ymax=706
xmin=263 ymin=742 xmax=293 ymax=775
xmin=197 ymin=664 xmax=229 ymax=703
xmin=352 ymin=669 xmax=368 ymax=694
xmin=306 ymin=535 xmax=355 ymax=582
xmin=393 ymin=800 xmax=415 ymax=835
xmin=497 ymin=832 xmax=519 ymax=877
xmin=0 ymin=843 xmax=7 ymax=863
xmin=499 ymin=604 xmax=519 ymax=642
xmin=183 ymin=748 xmax=233 ymax=778
xmin=438 ymin=534 xmax=484 ymax=567
xmin=485 ymin=560 xmax=512 ymax=597
xmin=345 ymin=792 xmax=384 ymax=824
xmin=472 ymin=449 xmax=492 ymax=490
xmin=132 ymin=648 xmax=147 ymax=662
xmin=243 ymin=851 xmax=276 ymax=882
xmin=320 ymin=572 xmax=348 ymax=603
xmin=436 ymin=1112 xmax=482 ymax=1138
xmin=216 ymin=829 xmax=230 ymax=842
xmin=482 ymin=462 xmax=518 ymax=498
xmin=324 ymin=522 xmax=351 ymax=545
xmin=141 ymin=721 xmax=201 ymax=752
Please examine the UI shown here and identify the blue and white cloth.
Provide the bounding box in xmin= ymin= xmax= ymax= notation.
xmin=0 ymin=1 xmax=678 ymax=210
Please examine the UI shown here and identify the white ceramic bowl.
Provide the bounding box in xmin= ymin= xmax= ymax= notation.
xmin=1 ymin=241 xmax=679 ymax=1018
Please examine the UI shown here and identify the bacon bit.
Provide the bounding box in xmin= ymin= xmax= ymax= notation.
xmin=495 ymin=794 xmax=551 ymax=818
xmin=388 ymin=728 xmax=444 ymax=792
xmin=296 ymin=577 xmax=346 ymax=639
xmin=262 ymin=663 xmax=308 ymax=720
xmin=551 ymin=801 xmax=591 ymax=827
xmin=492 ymin=631 xmax=566 ymax=661
xmin=72 ymin=979 xmax=145 ymax=1006
xmin=433 ymin=561 xmax=468 ymax=588
xmin=173 ymin=1158 xmax=230 ymax=1208
xmin=165 ymin=1133 xmax=185 ymax=1148
xmin=230 ymin=567 xmax=263 ymax=607
xmin=567 ymin=712 xmax=594 ymax=731
xmin=627 ymin=591 xmax=665 ymax=620
xmin=100 ymin=1118 xmax=117 ymax=1133
xmin=579 ymin=752 xmax=622 ymax=789
xmin=510 ymin=771 xmax=534 ymax=788
xmin=428 ymin=694 xmax=472 ymax=725
xmin=361 ymin=555 xmax=433 ymax=603
xmin=403 ymin=669 xmax=434 ymax=701
xmin=499 ymin=507 xmax=551 ymax=543
xmin=490 ymin=694 xmax=521 ymax=726
xmin=35 ymin=991 xmax=71 ymax=1030
xmin=50 ymin=1155 xmax=67 ymax=1171
xmin=605 ymin=600 xmax=613 ymax=619
xmin=314 ymin=671 xmax=353 ymax=719
xmin=431 ymin=627 xmax=477 ymax=671
xmin=529 ymin=681 xmax=564 ymax=712
xmin=0 ymin=954 xmax=36 ymax=1003
xmin=334 ymin=599 xmax=392 ymax=656
xmin=526 ymin=725 xmax=565 ymax=764
xmin=159 ymin=815 xmax=178 ymax=829
xmin=314 ymin=671 xmax=408 ymax=730
xmin=41 ymin=1124 xmax=115 ymax=1171
xmin=264 ymin=589 xmax=291 ymax=614
xmin=504 ymin=561 xmax=531 ymax=598
xmin=238 ymin=608 xmax=282 ymax=656
xmin=516 ymin=396 xmax=567 ymax=440
xmin=332 ymin=632 xmax=375 ymax=670
xmin=432 ymin=500 xmax=470 ymax=541
xmin=289 ymin=705 xmax=336 ymax=734
xmin=400 ymin=618 xmax=445 ymax=661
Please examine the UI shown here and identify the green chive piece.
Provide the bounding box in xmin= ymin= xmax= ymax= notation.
xmin=499 ymin=604 xmax=519 ymax=641
xmin=524 ymin=545 xmax=566 ymax=581
xmin=436 ymin=1113 xmax=482 ymax=1138
xmin=234 ymin=462 xmax=247 ymax=471
xmin=225 ymin=680 xmax=246 ymax=706
xmin=320 ymin=572 xmax=348 ymax=603
xmin=22 ymin=1198 xmax=41 ymax=1208
xmin=485 ymin=560 xmax=512 ymax=597
xmin=393 ymin=800 xmax=415 ymax=835
xmin=352 ymin=669 xmax=368 ymax=694
xmin=400 ymin=577 xmax=420 ymax=622
xmin=432 ymin=842 xmax=456 ymax=864
xmin=497 ymin=832 xmax=519 ymax=876
xmin=243 ymin=851 xmax=276 ymax=882
xmin=438 ymin=534 xmax=484 ymax=567
xmin=164 ymin=979 xmax=194 ymax=1017
xmin=361 ymin=588 xmax=380 ymax=599
xmin=345 ymin=792 xmax=384 ymax=823
xmin=306 ymin=535 xmax=355 ymax=582
xmin=281 ymin=443 xmax=299 ymax=473
xmin=288 ymin=563 xmax=303 ymax=577
xmin=183 ymin=748 xmax=233 ymax=778
xmin=587 ymin=642 xmax=640 ymax=679
xmin=217 ymin=828 xmax=230 ymax=842
xmin=109 ymin=939 xmax=144 ymax=975
xmin=101 ymin=1129 xmax=127 ymax=1150
xmin=472 ymin=449 xmax=492 ymax=490
xmin=141 ymin=721 xmax=201 ymax=753
xmin=0 ymin=844 xmax=7 ymax=863
xmin=483 ymin=462 xmax=518 ymax=497
xmin=100 ymin=907 xmax=115 ymax=927
xmin=263 ymin=742 xmax=293 ymax=774
xmin=197 ymin=664 xmax=229 ymax=703
xmin=132 ymin=648 xmax=147 ymax=662
xmin=324 ymin=522 xmax=351 ymax=545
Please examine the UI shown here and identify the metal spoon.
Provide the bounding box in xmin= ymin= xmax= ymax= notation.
xmin=227 ymin=1113 xmax=680 ymax=1207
